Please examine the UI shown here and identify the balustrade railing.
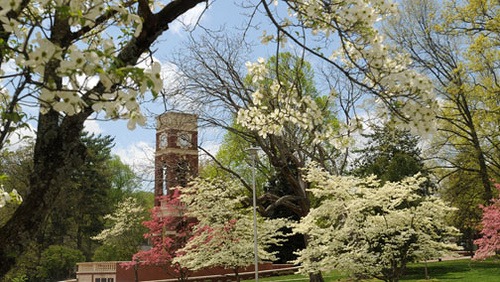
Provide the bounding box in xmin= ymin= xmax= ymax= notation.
xmin=77 ymin=262 xmax=118 ymax=273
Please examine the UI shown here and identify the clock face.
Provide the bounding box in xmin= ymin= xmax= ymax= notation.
xmin=178 ymin=133 xmax=191 ymax=148
xmin=159 ymin=133 xmax=168 ymax=149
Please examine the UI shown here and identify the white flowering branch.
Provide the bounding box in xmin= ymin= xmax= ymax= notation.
xmin=241 ymin=0 xmax=438 ymax=141
xmin=0 ymin=185 xmax=22 ymax=208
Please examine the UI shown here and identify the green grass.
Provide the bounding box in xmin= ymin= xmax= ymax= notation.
xmin=402 ymin=259 xmax=500 ymax=282
xmin=243 ymin=259 xmax=500 ymax=281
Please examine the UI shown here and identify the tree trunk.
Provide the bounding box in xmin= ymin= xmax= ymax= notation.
xmin=233 ymin=268 xmax=240 ymax=282
xmin=308 ymin=272 xmax=324 ymax=282
xmin=301 ymin=233 xmax=325 ymax=282
xmin=459 ymin=94 xmax=493 ymax=201
xmin=0 ymin=110 xmax=89 ymax=277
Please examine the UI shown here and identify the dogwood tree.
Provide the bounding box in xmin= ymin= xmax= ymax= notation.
xmin=293 ymin=165 xmax=459 ymax=282
xmin=124 ymin=189 xmax=195 ymax=281
xmin=174 ymin=178 xmax=289 ymax=281
xmin=92 ymin=197 xmax=148 ymax=261
xmin=474 ymin=183 xmax=500 ymax=260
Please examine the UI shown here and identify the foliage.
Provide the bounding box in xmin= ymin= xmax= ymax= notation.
xmin=293 ymin=165 xmax=459 ymax=282
xmin=106 ymin=155 xmax=141 ymax=202
xmin=92 ymin=196 xmax=149 ymax=261
xmin=0 ymin=146 xmax=31 ymax=220
xmin=125 ymin=189 xmax=194 ymax=280
xmin=35 ymin=245 xmax=85 ymax=282
xmin=353 ymin=124 xmax=423 ymax=180
xmin=0 ymin=134 xmax=142 ymax=280
xmin=174 ymin=178 xmax=289 ymax=280
xmin=384 ymin=0 xmax=500 ymax=255
xmin=386 ymin=0 xmax=500 ymax=198
xmin=440 ymin=169 xmax=485 ymax=255
xmin=474 ymin=183 xmax=500 ymax=260
xmin=40 ymin=133 xmax=119 ymax=260
xmin=352 ymin=123 xmax=433 ymax=194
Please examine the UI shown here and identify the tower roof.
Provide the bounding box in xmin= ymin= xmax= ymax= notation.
xmin=156 ymin=112 xmax=197 ymax=131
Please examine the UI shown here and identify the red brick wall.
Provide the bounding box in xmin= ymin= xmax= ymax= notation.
xmin=116 ymin=263 xmax=295 ymax=282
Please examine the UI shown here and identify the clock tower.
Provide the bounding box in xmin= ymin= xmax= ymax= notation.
xmin=155 ymin=112 xmax=198 ymax=206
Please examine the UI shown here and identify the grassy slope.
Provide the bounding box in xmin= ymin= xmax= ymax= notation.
xmin=243 ymin=259 xmax=500 ymax=281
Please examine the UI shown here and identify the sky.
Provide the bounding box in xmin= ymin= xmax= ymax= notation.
xmin=81 ymin=1 xmax=276 ymax=191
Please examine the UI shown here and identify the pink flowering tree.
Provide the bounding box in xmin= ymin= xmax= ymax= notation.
xmin=474 ymin=183 xmax=500 ymax=260
xmin=124 ymin=189 xmax=195 ymax=281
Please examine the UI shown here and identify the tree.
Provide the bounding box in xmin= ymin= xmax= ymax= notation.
xmin=385 ymin=0 xmax=500 ymax=200
xmin=293 ymin=165 xmax=459 ymax=282
xmin=383 ymin=0 xmax=500 ymax=253
xmin=92 ymin=196 xmax=149 ymax=262
xmin=35 ymin=245 xmax=85 ymax=282
xmin=174 ymin=178 xmax=289 ymax=281
xmin=106 ymin=156 xmax=142 ymax=202
xmin=0 ymin=0 xmax=206 ymax=276
xmin=474 ymin=183 xmax=500 ymax=260
xmin=352 ymin=123 xmax=433 ymax=194
xmin=125 ymin=189 xmax=195 ymax=281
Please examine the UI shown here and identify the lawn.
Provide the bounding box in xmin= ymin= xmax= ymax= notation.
xmin=243 ymin=258 xmax=500 ymax=281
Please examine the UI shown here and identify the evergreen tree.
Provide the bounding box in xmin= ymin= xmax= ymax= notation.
xmin=1 ymin=133 xmax=143 ymax=281
xmin=352 ymin=123 xmax=433 ymax=194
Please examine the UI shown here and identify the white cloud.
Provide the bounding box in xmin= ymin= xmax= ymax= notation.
xmin=84 ymin=119 xmax=103 ymax=135
xmin=114 ymin=141 xmax=155 ymax=190
xmin=169 ymin=3 xmax=207 ymax=34
xmin=199 ymin=140 xmax=221 ymax=160
xmin=4 ymin=124 xmax=36 ymax=151
xmin=114 ymin=141 xmax=154 ymax=168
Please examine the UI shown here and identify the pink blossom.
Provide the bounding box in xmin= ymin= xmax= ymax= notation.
xmin=474 ymin=183 xmax=500 ymax=260
xmin=123 ymin=188 xmax=196 ymax=275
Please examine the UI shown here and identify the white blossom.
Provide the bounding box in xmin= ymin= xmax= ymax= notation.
xmin=174 ymin=178 xmax=289 ymax=271
xmin=254 ymin=0 xmax=438 ymax=137
xmin=92 ymin=197 xmax=146 ymax=242
xmin=293 ymin=165 xmax=459 ymax=279
xmin=0 ymin=185 xmax=22 ymax=209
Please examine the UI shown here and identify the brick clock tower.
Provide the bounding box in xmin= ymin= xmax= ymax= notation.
xmin=154 ymin=112 xmax=198 ymax=206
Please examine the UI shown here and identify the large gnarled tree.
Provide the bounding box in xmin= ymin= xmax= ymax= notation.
xmin=0 ymin=0 xmax=207 ymax=277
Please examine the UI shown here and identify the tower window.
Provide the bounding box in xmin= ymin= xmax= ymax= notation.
xmin=162 ymin=164 xmax=168 ymax=195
